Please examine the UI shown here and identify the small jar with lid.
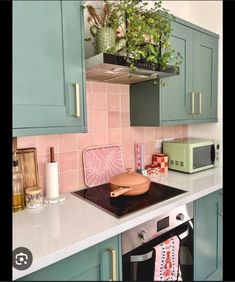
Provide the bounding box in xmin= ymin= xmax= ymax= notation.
xmin=25 ymin=187 xmax=43 ymax=209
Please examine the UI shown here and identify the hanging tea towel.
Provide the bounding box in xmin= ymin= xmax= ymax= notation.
xmin=153 ymin=235 xmax=180 ymax=281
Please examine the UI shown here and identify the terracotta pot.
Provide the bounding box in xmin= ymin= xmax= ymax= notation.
xmin=109 ymin=168 xmax=150 ymax=197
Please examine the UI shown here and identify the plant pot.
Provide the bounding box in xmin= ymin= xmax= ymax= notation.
xmin=95 ymin=27 xmax=116 ymax=54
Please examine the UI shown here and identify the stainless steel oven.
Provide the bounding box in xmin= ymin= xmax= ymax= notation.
xmin=122 ymin=203 xmax=193 ymax=281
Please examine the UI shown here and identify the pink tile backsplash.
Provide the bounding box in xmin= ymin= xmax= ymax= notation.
xmin=17 ymin=81 xmax=188 ymax=193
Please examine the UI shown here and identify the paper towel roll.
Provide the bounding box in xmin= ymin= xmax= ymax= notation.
xmin=46 ymin=162 xmax=59 ymax=199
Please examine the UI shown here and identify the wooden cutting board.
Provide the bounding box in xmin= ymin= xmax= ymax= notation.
xmin=16 ymin=148 xmax=39 ymax=191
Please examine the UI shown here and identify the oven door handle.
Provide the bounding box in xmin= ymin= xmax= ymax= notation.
xmin=178 ymin=226 xmax=189 ymax=240
xmin=130 ymin=250 xmax=153 ymax=262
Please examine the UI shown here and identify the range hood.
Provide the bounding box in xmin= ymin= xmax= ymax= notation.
xmin=86 ymin=53 xmax=179 ymax=85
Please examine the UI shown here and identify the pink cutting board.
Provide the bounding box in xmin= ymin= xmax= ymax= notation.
xmin=83 ymin=144 xmax=124 ymax=187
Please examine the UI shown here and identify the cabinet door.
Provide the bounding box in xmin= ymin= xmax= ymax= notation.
xmin=161 ymin=21 xmax=194 ymax=124
xmin=13 ymin=1 xmax=87 ymax=136
xmin=18 ymin=244 xmax=100 ymax=281
xmin=100 ymin=235 xmax=123 ymax=281
xmin=193 ymin=31 xmax=218 ymax=122
xmin=194 ymin=190 xmax=223 ymax=281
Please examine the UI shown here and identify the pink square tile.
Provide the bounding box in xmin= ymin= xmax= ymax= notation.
xmin=174 ymin=125 xmax=182 ymax=138
xmin=39 ymin=176 xmax=45 ymax=194
xmin=121 ymin=112 xmax=130 ymax=127
xmin=107 ymin=83 xmax=121 ymax=93
xmin=163 ymin=126 xmax=174 ymax=139
xmin=108 ymin=111 xmax=121 ymax=128
xmin=123 ymin=158 xmax=135 ymax=171
xmin=145 ymin=156 xmax=152 ymax=167
xmin=108 ymin=128 xmax=121 ymax=144
xmin=120 ymin=85 xmax=130 ymax=94
xmin=182 ymin=125 xmax=188 ymax=137
xmin=133 ymin=127 xmax=145 ymax=142
xmin=77 ymin=132 xmax=94 ymax=149
xmin=58 ymin=151 xmax=78 ymax=172
xmin=86 ymin=81 xmax=92 ymax=92
xmin=92 ymin=111 xmax=108 ymax=130
xmin=17 ymin=136 xmax=37 ymax=149
xmin=91 ymin=82 xmax=106 ymax=92
xmin=91 ymin=91 xmax=108 ymax=111
xmin=93 ymin=130 xmax=109 ymax=146
xmin=122 ymin=143 xmax=134 ymax=161
xmin=36 ymin=135 xmax=58 ymax=156
xmin=60 ymin=171 xmax=79 ymax=193
xmin=121 ymin=127 xmax=134 ymax=144
xmin=144 ymin=128 xmax=155 ymax=142
xmin=38 ymin=154 xmax=51 ymax=177
xmin=79 ymin=169 xmax=87 ymax=189
xmin=121 ymin=94 xmax=130 ymax=111
xmin=108 ymin=94 xmax=121 ymax=111
xmin=86 ymin=91 xmax=92 ymax=112
xmin=87 ymin=111 xmax=93 ymax=130
xmin=77 ymin=149 xmax=84 ymax=171
xmin=58 ymin=134 xmax=77 ymax=153
xmin=145 ymin=141 xmax=155 ymax=156
xmin=155 ymin=127 xmax=164 ymax=139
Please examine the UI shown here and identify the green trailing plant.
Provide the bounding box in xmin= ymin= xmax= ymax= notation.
xmin=107 ymin=0 xmax=182 ymax=78
xmin=84 ymin=0 xmax=182 ymax=84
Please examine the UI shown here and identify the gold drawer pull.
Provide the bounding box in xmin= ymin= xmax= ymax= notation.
xmin=107 ymin=247 xmax=117 ymax=281
xmin=189 ymin=92 xmax=195 ymax=115
xmin=74 ymin=83 xmax=80 ymax=117
xmin=199 ymin=92 xmax=202 ymax=114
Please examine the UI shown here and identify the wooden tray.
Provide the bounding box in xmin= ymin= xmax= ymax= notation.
xmin=16 ymin=148 xmax=39 ymax=191
xmin=83 ymin=145 xmax=124 ymax=187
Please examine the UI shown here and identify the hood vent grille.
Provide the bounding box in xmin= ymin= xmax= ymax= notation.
xmin=86 ymin=53 xmax=179 ymax=85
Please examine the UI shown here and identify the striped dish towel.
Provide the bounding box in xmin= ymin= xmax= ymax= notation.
xmin=153 ymin=235 xmax=180 ymax=281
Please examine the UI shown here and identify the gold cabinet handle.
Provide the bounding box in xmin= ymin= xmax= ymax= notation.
xmin=198 ymin=92 xmax=202 ymax=114
xmin=107 ymin=247 xmax=117 ymax=281
xmin=74 ymin=83 xmax=80 ymax=117
xmin=189 ymin=92 xmax=195 ymax=115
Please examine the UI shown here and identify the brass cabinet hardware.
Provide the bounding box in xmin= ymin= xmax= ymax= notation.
xmin=74 ymin=83 xmax=80 ymax=117
xmin=199 ymin=92 xmax=202 ymax=114
xmin=189 ymin=92 xmax=195 ymax=115
xmin=219 ymin=212 xmax=223 ymax=217
xmin=107 ymin=247 xmax=117 ymax=281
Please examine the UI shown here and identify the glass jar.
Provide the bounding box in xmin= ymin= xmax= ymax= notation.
xmin=13 ymin=158 xmax=25 ymax=212
xmin=25 ymin=187 xmax=43 ymax=209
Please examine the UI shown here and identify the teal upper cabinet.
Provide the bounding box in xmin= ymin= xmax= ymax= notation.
xmin=194 ymin=190 xmax=223 ymax=281
xmin=17 ymin=235 xmax=122 ymax=281
xmin=13 ymin=1 xmax=87 ymax=136
xmin=130 ymin=18 xmax=219 ymax=126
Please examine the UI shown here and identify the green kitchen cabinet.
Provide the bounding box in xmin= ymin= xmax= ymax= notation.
xmin=13 ymin=1 xmax=87 ymax=136
xmin=18 ymin=235 xmax=122 ymax=281
xmin=130 ymin=18 xmax=218 ymax=126
xmin=194 ymin=189 xmax=223 ymax=281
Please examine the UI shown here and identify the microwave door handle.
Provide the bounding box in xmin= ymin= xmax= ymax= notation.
xmin=211 ymin=145 xmax=215 ymax=164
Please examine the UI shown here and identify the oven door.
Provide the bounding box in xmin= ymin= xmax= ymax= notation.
xmin=122 ymin=220 xmax=193 ymax=281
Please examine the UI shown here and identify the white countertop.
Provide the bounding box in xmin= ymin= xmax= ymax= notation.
xmin=13 ymin=167 xmax=222 ymax=280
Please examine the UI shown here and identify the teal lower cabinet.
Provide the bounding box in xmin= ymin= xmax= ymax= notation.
xmin=194 ymin=189 xmax=223 ymax=281
xmin=18 ymin=235 xmax=122 ymax=281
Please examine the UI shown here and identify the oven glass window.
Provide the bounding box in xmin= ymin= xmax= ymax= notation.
xmin=193 ymin=145 xmax=212 ymax=169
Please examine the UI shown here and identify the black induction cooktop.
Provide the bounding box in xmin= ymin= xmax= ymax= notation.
xmin=72 ymin=182 xmax=186 ymax=218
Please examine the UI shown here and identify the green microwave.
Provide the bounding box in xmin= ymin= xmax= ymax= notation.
xmin=163 ymin=138 xmax=220 ymax=174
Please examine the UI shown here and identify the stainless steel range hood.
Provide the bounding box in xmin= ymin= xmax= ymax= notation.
xmin=86 ymin=53 xmax=179 ymax=85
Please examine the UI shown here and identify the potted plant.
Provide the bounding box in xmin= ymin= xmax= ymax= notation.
xmin=84 ymin=2 xmax=126 ymax=54
xmin=108 ymin=0 xmax=182 ymax=76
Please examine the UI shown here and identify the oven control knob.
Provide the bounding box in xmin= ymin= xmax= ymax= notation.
xmin=176 ymin=213 xmax=185 ymax=221
xmin=138 ymin=229 xmax=147 ymax=241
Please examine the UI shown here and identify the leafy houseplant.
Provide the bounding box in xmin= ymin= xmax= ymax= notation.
xmin=108 ymin=0 xmax=182 ymax=78
xmin=84 ymin=0 xmax=182 ymax=83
